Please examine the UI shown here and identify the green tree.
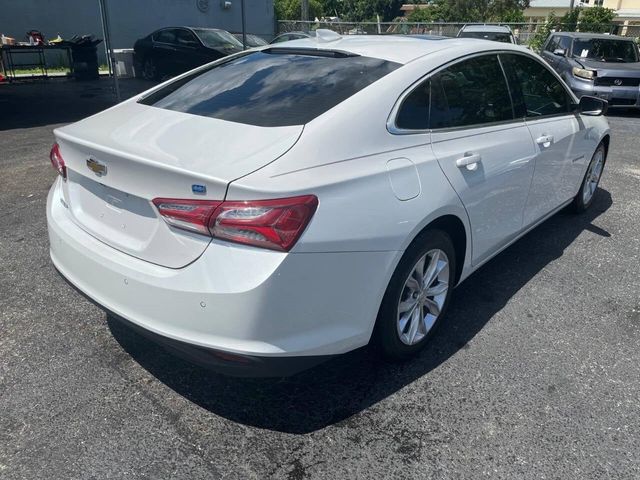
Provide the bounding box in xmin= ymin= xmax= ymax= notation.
xmin=423 ymin=0 xmax=529 ymax=22
xmin=407 ymin=6 xmax=435 ymax=22
xmin=560 ymin=7 xmax=580 ymax=32
xmin=579 ymin=6 xmax=616 ymax=33
xmin=275 ymin=0 xmax=323 ymax=20
xmin=498 ymin=8 xmax=525 ymax=22
xmin=339 ymin=0 xmax=404 ymax=22
xmin=528 ymin=11 xmax=559 ymax=52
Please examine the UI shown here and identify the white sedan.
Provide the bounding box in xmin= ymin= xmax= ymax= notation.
xmin=47 ymin=31 xmax=610 ymax=376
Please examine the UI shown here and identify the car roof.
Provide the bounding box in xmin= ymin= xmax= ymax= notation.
xmin=553 ymin=32 xmax=632 ymax=40
xmin=460 ymin=24 xmax=512 ymax=33
xmin=275 ymin=33 xmax=525 ymax=64
xmin=154 ymin=27 xmax=226 ymax=33
xmin=277 ymin=31 xmax=314 ymax=36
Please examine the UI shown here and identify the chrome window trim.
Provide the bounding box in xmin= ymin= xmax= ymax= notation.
xmin=387 ymin=49 xmax=578 ymax=136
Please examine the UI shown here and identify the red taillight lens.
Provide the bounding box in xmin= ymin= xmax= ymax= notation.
xmin=152 ymin=198 xmax=222 ymax=235
xmin=49 ymin=143 xmax=66 ymax=179
xmin=152 ymin=195 xmax=318 ymax=251
xmin=209 ymin=195 xmax=318 ymax=251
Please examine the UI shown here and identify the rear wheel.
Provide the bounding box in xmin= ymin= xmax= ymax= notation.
xmin=572 ymin=144 xmax=606 ymax=213
xmin=141 ymin=57 xmax=159 ymax=81
xmin=375 ymin=229 xmax=456 ymax=360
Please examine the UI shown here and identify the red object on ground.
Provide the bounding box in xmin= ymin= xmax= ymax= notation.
xmin=0 ymin=74 xmax=5 ymax=83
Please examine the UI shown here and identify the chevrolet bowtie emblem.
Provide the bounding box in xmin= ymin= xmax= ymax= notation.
xmin=86 ymin=158 xmax=107 ymax=176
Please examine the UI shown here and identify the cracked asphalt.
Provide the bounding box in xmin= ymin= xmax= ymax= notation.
xmin=1 ymin=80 xmax=640 ymax=479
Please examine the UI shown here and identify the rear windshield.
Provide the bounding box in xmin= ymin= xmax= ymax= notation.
xmin=571 ymin=38 xmax=638 ymax=63
xmin=459 ymin=31 xmax=513 ymax=43
xmin=138 ymin=50 xmax=400 ymax=127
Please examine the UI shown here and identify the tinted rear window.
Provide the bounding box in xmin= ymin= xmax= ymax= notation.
xmin=139 ymin=50 xmax=400 ymax=127
xmin=459 ymin=31 xmax=513 ymax=43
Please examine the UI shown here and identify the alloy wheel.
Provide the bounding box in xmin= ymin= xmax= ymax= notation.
xmin=583 ymin=149 xmax=604 ymax=205
xmin=397 ymin=249 xmax=450 ymax=346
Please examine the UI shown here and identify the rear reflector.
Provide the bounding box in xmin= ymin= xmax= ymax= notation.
xmin=49 ymin=143 xmax=66 ymax=179
xmin=152 ymin=195 xmax=318 ymax=251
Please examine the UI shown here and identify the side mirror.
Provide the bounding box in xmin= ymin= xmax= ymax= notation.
xmin=553 ymin=48 xmax=566 ymax=56
xmin=578 ymin=95 xmax=608 ymax=116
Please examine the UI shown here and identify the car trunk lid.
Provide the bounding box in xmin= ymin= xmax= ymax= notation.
xmin=54 ymin=101 xmax=303 ymax=268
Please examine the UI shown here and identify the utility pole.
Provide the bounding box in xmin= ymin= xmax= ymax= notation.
xmin=98 ymin=0 xmax=120 ymax=102
xmin=301 ymin=0 xmax=309 ymax=31
xmin=241 ymin=0 xmax=247 ymax=49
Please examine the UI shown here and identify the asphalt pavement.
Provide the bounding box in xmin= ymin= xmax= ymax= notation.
xmin=1 ymin=81 xmax=639 ymax=479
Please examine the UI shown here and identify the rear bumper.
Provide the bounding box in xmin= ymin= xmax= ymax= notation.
xmin=47 ymin=179 xmax=398 ymax=374
xmin=57 ymin=277 xmax=331 ymax=376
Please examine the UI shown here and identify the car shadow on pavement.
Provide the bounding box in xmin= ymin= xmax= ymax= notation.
xmin=108 ymin=189 xmax=612 ymax=434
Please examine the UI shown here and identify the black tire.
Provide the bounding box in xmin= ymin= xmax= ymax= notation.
xmin=572 ymin=143 xmax=606 ymax=213
xmin=375 ymin=229 xmax=456 ymax=361
xmin=141 ymin=57 xmax=159 ymax=81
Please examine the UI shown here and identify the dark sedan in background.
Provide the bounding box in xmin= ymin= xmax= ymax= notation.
xmin=134 ymin=27 xmax=243 ymax=80
xmin=541 ymin=32 xmax=640 ymax=108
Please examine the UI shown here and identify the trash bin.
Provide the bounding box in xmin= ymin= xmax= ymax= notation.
xmin=64 ymin=35 xmax=102 ymax=81
xmin=113 ymin=49 xmax=136 ymax=78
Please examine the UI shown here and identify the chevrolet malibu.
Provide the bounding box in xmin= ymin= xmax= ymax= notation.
xmin=47 ymin=32 xmax=610 ymax=376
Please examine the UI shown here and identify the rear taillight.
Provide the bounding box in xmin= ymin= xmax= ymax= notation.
xmin=210 ymin=196 xmax=318 ymax=251
xmin=49 ymin=143 xmax=66 ymax=179
xmin=152 ymin=199 xmax=222 ymax=235
xmin=152 ymin=195 xmax=318 ymax=252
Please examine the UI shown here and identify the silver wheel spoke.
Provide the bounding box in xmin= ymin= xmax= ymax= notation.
xmin=426 ymin=281 xmax=448 ymax=297
xmin=398 ymin=300 xmax=419 ymax=333
xmin=424 ymin=297 xmax=441 ymax=316
xmin=399 ymin=298 xmax=417 ymax=314
xmin=407 ymin=306 xmax=421 ymax=344
xmin=423 ymin=251 xmax=441 ymax=288
xmin=405 ymin=276 xmax=420 ymax=293
xmin=413 ymin=255 xmax=426 ymax=286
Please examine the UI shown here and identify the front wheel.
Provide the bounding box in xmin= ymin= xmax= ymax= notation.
xmin=573 ymin=143 xmax=606 ymax=213
xmin=375 ymin=229 xmax=456 ymax=361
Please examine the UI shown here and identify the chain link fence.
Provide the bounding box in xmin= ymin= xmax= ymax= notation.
xmin=277 ymin=20 xmax=640 ymax=46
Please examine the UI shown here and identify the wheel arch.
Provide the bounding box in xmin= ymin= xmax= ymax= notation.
xmin=401 ymin=212 xmax=470 ymax=286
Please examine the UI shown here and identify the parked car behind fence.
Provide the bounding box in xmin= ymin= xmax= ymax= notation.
xmin=541 ymin=32 xmax=640 ymax=108
xmin=134 ymin=27 xmax=243 ymax=80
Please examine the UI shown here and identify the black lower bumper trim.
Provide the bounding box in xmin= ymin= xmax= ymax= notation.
xmin=111 ymin=314 xmax=332 ymax=377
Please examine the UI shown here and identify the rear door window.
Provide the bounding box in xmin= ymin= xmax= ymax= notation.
xmin=428 ymin=55 xmax=514 ymax=129
xmin=139 ymin=50 xmax=400 ymax=127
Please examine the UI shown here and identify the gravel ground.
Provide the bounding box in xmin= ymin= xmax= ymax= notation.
xmin=1 ymin=83 xmax=639 ymax=479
